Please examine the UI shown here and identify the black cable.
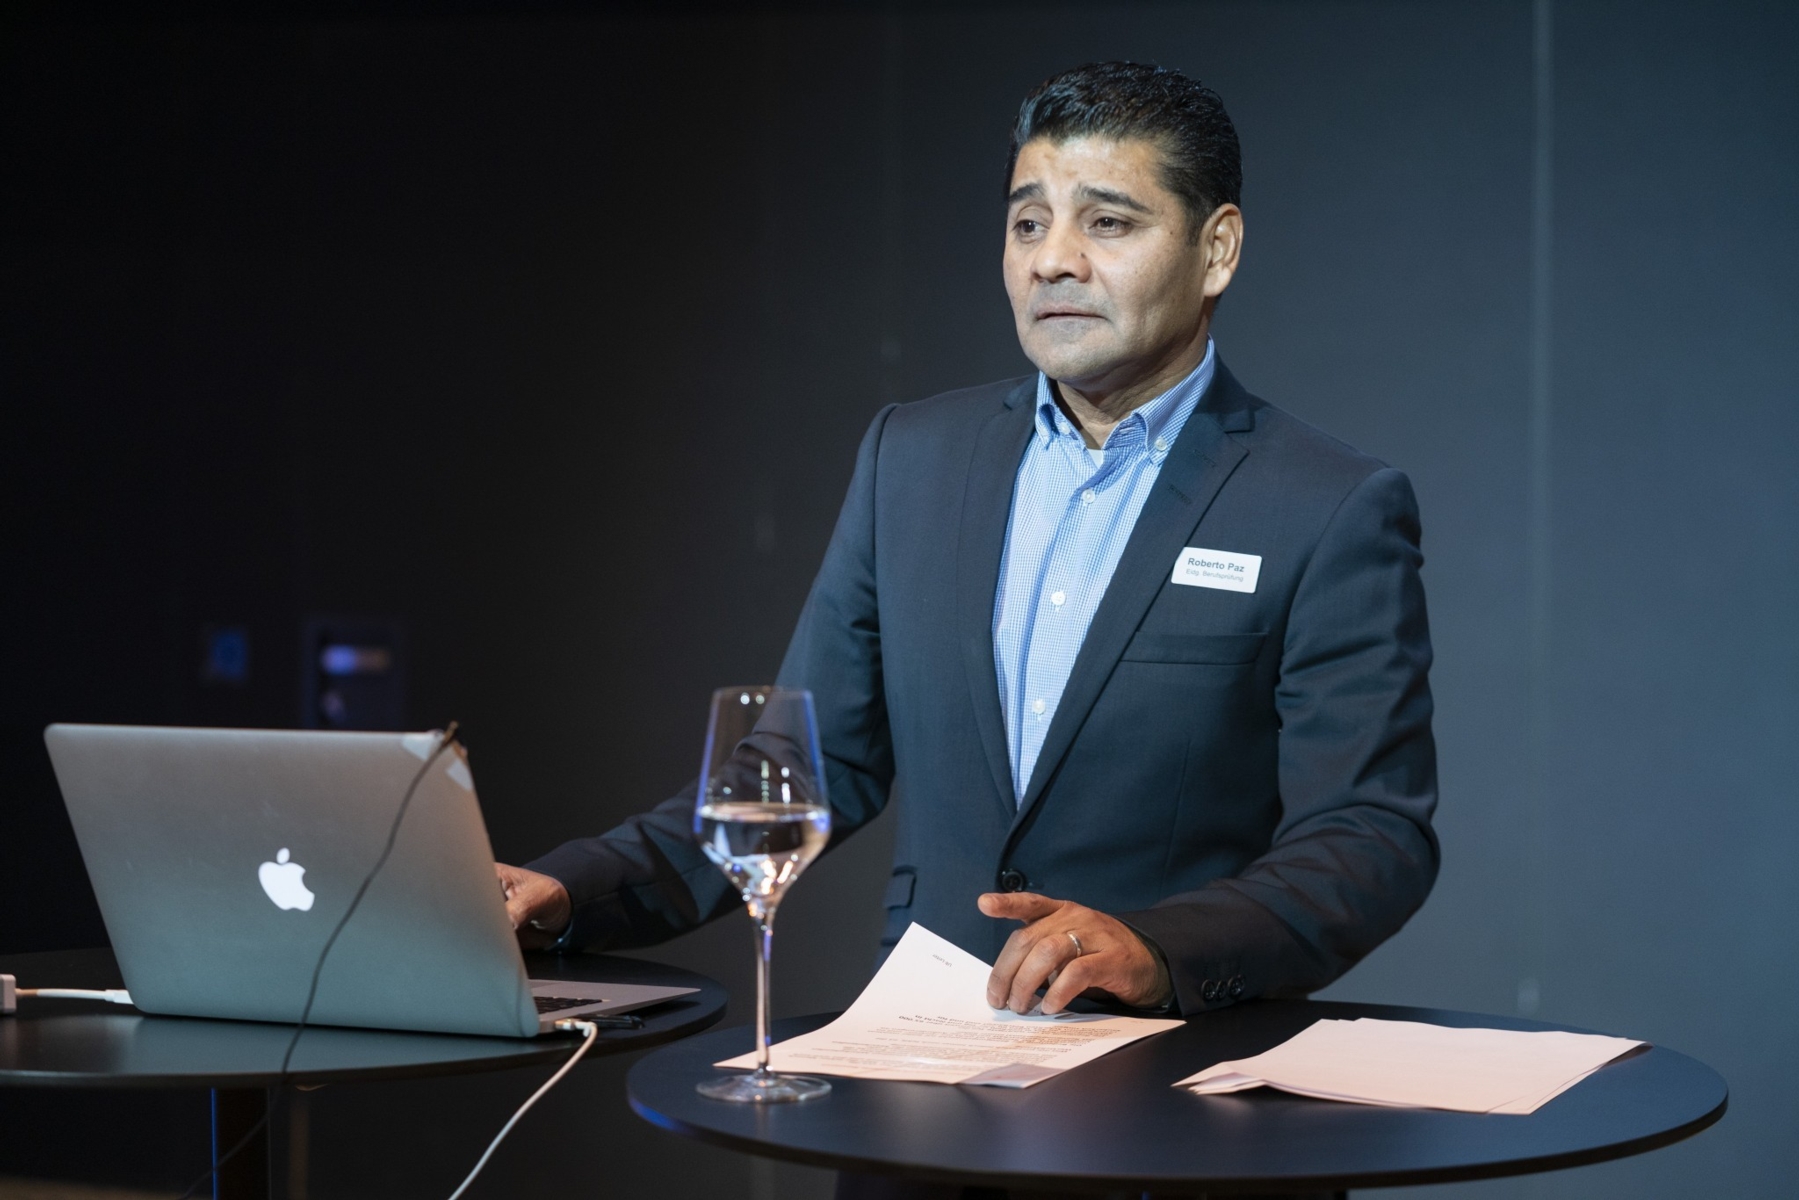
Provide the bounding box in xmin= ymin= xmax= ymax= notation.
xmin=177 ymin=723 xmax=461 ymax=1200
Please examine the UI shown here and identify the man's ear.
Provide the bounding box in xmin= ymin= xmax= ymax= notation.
xmin=1201 ymin=203 xmax=1244 ymax=300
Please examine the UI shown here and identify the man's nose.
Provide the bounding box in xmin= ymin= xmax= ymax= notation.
xmin=1032 ymin=222 xmax=1090 ymax=283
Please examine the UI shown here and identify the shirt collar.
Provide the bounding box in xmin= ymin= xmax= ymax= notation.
xmin=1032 ymin=338 xmax=1216 ymax=464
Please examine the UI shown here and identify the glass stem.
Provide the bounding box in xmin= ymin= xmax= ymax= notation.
xmin=753 ymin=906 xmax=776 ymax=1077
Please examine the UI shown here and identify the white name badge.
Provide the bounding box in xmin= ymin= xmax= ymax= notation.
xmin=1171 ymin=547 xmax=1262 ymax=593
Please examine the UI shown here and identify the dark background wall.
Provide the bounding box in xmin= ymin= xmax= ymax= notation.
xmin=2 ymin=2 xmax=1794 ymax=1197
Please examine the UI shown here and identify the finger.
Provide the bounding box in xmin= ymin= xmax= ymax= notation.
xmin=528 ymin=878 xmax=573 ymax=935
xmin=1007 ymin=929 xmax=1079 ymax=1013
xmin=505 ymin=874 xmax=549 ymax=928
xmin=1040 ymin=954 xmax=1102 ymax=1014
xmin=985 ymin=897 xmax=1079 ymax=1006
xmin=987 ymin=921 xmax=1057 ymax=1007
xmin=504 ymin=888 xmax=532 ymax=930
xmin=986 ymin=932 xmax=1024 ymax=1007
xmin=977 ymin=891 xmax=1061 ymax=922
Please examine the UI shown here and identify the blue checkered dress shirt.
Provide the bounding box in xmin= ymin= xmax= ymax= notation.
xmin=992 ymin=341 xmax=1216 ymax=804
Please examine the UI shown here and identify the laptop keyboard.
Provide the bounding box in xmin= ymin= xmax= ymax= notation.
xmin=534 ymin=995 xmax=607 ymax=1013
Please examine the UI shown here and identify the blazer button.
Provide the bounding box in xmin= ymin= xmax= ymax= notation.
xmin=997 ymin=868 xmax=1026 ymax=892
xmin=1227 ymin=975 xmax=1244 ymax=998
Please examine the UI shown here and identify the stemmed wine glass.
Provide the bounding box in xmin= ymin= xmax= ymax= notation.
xmin=692 ymin=686 xmax=833 ymax=1103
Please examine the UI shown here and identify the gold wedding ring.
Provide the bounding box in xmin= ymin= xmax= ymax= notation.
xmin=1066 ymin=931 xmax=1084 ymax=956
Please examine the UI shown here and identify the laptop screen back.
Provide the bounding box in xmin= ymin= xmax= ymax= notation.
xmin=45 ymin=725 xmax=540 ymax=1038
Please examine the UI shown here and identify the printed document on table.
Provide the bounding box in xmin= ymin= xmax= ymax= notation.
xmin=716 ymin=923 xmax=1182 ymax=1087
xmin=1174 ymin=1018 xmax=1644 ymax=1114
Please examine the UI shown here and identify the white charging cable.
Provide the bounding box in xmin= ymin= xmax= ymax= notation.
xmin=446 ymin=1018 xmax=599 ymax=1200
xmin=1 ymin=975 xmax=134 ymax=1013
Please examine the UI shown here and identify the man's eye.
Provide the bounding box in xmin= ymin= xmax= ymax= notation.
xmin=1093 ymin=216 xmax=1129 ymax=233
xmin=1013 ymin=219 xmax=1042 ymax=237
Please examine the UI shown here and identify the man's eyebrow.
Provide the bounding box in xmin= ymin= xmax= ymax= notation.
xmin=1075 ymin=184 xmax=1152 ymax=214
xmin=1006 ymin=181 xmax=1045 ymax=206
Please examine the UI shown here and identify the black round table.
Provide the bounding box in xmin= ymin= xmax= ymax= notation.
xmin=628 ymin=1000 xmax=1725 ymax=1197
xmin=0 ymin=947 xmax=727 ymax=1199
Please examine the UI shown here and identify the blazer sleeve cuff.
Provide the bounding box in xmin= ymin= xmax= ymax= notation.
xmin=1118 ymin=889 xmax=1328 ymax=1017
xmin=524 ymin=844 xmax=634 ymax=953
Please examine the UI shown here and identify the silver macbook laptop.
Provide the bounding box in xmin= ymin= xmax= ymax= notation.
xmin=43 ymin=724 xmax=696 ymax=1038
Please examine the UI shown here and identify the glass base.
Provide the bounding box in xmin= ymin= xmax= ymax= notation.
xmin=696 ymin=1070 xmax=832 ymax=1104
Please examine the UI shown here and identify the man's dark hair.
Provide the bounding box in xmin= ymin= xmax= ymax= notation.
xmin=1007 ymin=62 xmax=1242 ymax=241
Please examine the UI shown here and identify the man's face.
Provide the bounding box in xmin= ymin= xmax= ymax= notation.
xmin=1003 ymin=136 xmax=1227 ymax=397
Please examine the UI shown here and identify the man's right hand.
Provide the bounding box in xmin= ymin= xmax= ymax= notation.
xmin=496 ymin=862 xmax=572 ymax=950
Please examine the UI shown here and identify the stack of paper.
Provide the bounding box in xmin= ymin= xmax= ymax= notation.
xmin=717 ymin=923 xmax=1182 ymax=1088
xmin=1175 ymin=1018 xmax=1643 ymax=1114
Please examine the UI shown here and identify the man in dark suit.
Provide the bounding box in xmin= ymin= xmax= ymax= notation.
xmin=498 ymin=61 xmax=1437 ymax=1024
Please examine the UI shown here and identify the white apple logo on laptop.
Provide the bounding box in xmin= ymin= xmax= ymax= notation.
xmin=258 ymin=848 xmax=316 ymax=911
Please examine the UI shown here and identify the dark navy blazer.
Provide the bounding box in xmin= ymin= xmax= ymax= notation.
xmin=531 ymin=362 xmax=1440 ymax=1014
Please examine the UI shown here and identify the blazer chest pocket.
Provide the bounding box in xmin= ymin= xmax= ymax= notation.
xmin=1120 ymin=631 xmax=1267 ymax=665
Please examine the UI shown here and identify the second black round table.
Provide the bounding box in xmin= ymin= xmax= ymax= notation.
xmin=628 ymin=999 xmax=1725 ymax=1196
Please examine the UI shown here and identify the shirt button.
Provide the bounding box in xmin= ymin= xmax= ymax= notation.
xmin=1081 ymin=488 xmax=1096 ymax=505
xmin=1031 ymin=698 xmax=1046 ymax=715
xmin=1154 ymin=437 xmax=1168 ymax=452
xmin=1050 ymin=590 xmax=1066 ymax=607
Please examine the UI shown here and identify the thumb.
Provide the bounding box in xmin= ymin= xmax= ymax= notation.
xmin=978 ymin=891 xmax=1060 ymax=922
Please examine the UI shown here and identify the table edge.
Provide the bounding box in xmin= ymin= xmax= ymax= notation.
xmin=626 ymin=1006 xmax=1730 ymax=1191
xmin=0 ymin=948 xmax=728 ymax=1089
xmin=629 ymin=1087 xmax=1726 ymax=1192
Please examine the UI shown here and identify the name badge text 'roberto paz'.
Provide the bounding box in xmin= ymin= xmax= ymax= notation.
xmin=1171 ymin=547 xmax=1262 ymax=594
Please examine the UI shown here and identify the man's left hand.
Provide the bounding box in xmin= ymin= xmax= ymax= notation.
xmin=979 ymin=891 xmax=1173 ymax=1014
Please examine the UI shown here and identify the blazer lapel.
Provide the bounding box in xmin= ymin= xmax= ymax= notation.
xmin=958 ymin=380 xmax=1038 ymax=818
xmin=1012 ymin=363 xmax=1257 ymax=827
